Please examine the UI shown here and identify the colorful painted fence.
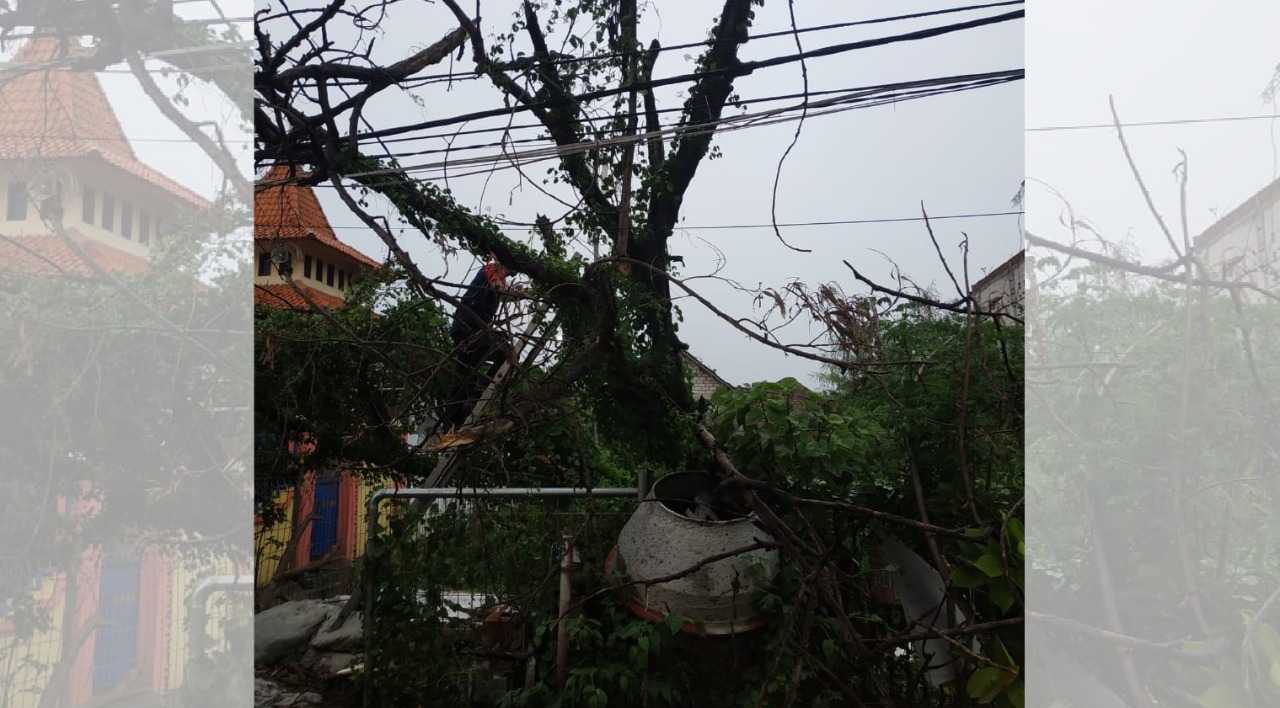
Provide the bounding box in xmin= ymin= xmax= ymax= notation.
xmin=0 ymin=546 xmax=249 ymax=707
xmin=254 ymin=469 xmax=396 ymax=589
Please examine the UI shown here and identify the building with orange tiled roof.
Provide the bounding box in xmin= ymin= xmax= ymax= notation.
xmin=254 ymin=164 xmax=381 ymax=311
xmin=253 ymin=163 xmax=388 ymax=591
xmin=0 ymin=32 xmax=209 ymax=278
xmin=0 ymin=30 xmax=233 ymax=708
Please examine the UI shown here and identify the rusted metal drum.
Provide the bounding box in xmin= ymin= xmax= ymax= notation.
xmin=608 ymin=471 xmax=780 ymax=635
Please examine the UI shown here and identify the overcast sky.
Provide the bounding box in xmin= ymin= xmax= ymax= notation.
xmin=250 ymin=0 xmax=1024 ymax=388
xmin=28 ymin=1 xmax=1022 ymax=388
xmin=1026 ymin=1 xmax=1280 ymax=263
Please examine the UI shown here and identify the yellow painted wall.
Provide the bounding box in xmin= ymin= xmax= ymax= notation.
xmin=0 ymin=573 xmax=65 ymax=708
xmin=355 ymin=474 xmax=397 ymax=558
xmin=254 ymin=487 xmax=294 ymax=588
xmin=166 ymin=552 xmax=242 ymax=690
xmin=252 ymin=473 xmax=397 ymax=586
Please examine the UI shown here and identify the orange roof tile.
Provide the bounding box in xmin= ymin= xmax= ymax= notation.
xmin=254 ymin=282 xmax=347 ymax=311
xmin=255 ymin=165 xmax=381 ymax=270
xmin=0 ymin=35 xmax=209 ymax=210
xmin=0 ymin=230 xmax=150 ymax=278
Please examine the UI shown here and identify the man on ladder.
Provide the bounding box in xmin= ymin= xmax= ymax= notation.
xmin=440 ymin=259 xmax=515 ymax=434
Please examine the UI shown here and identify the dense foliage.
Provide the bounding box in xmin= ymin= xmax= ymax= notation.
xmin=0 ymin=208 xmax=252 ymax=704
xmin=356 ymin=298 xmax=1025 ymax=706
xmin=1027 ymin=254 xmax=1280 ymax=707
xmin=253 ymin=0 xmax=1025 ymax=704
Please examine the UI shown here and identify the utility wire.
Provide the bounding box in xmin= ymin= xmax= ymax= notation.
xmin=400 ymin=77 xmax=1017 ymax=180
xmin=1027 ymin=114 xmax=1280 ymax=132
xmin=264 ymin=69 xmax=1022 ymax=178
xmin=289 ymin=75 xmax=1018 ymax=183
xmin=362 ymin=78 xmax=1007 ymax=161
xmin=0 ymin=40 xmax=253 ymax=74
xmin=402 ymin=1 xmax=1025 ymax=83
xmin=313 ymin=210 xmax=1024 ymax=233
xmin=261 ymin=2 xmax=1023 ymax=91
xmin=264 ymin=8 xmax=1023 ymax=155
xmin=296 ymin=75 xmax=1010 ymax=184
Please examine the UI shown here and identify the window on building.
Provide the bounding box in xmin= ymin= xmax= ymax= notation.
xmin=315 ymin=258 xmax=324 ymax=282
xmin=120 ymin=202 xmax=133 ymax=239
xmin=138 ymin=211 xmax=150 ymax=245
xmin=338 ymin=270 xmax=346 ymax=290
xmin=326 ymin=264 xmax=335 ymax=286
xmin=258 ymin=253 xmax=271 ymax=277
xmin=82 ymin=185 xmax=96 ymax=224
xmin=101 ymin=194 xmax=115 ymax=231
xmin=6 ymin=182 xmax=26 ymax=221
xmin=304 ymin=254 xmax=313 ymax=279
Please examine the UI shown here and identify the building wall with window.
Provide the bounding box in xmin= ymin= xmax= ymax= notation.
xmin=1195 ymin=177 xmax=1280 ymax=301
xmin=1 ymin=160 xmax=176 ymax=249
xmin=253 ymin=166 xmax=386 ymax=589
xmin=970 ymin=249 xmax=1025 ymax=320
xmin=254 ymin=244 xmax=366 ymax=301
xmin=0 ymin=33 xmax=233 ymax=707
xmin=683 ymin=351 xmax=736 ymax=402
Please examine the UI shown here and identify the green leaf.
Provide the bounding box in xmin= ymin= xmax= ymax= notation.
xmin=664 ymin=614 xmax=686 ymax=636
xmin=1004 ymin=680 xmax=1025 ymax=708
xmin=990 ymin=578 xmax=1015 ymax=612
xmin=952 ymin=566 xmax=988 ymax=589
xmin=992 ymin=637 xmax=1017 ymax=668
xmin=1255 ymin=623 xmax=1280 ymax=667
xmin=967 ymin=667 xmax=1009 ymax=704
xmin=1199 ymin=683 xmax=1249 ymax=708
xmin=821 ymin=638 xmax=837 ymax=662
xmin=974 ymin=554 xmax=1005 ymax=578
xmin=1007 ymin=517 xmax=1024 ymax=545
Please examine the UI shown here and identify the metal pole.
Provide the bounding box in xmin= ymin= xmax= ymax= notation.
xmin=555 ymin=531 xmax=574 ymax=691
xmin=362 ymin=486 xmax=638 ymax=707
xmin=186 ymin=575 xmax=252 ymax=694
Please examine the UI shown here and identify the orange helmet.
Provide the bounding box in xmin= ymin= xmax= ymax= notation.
xmin=483 ymin=261 xmax=508 ymax=287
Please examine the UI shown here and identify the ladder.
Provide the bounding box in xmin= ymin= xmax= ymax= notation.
xmin=421 ymin=300 xmax=549 ymax=489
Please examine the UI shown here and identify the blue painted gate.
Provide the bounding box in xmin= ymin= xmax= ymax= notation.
xmin=310 ymin=476 xmax=340 ymax=559
xmin=92 ymin=555 xmax=142 ymax=695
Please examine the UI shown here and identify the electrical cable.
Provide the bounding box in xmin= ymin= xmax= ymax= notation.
xmin=290 ymin=1 xmax=1025 ymax=89
xmin=309 ymin=210 xmax=1025 ymax=234
xmin=261 ymin=8 xmax=1023 ymax=155
xmin=264 ymin=70 xmax=1021 ymax=182
xmin=346 ymin=79 xmax=1000 ymax=162
xmin=1027 ymin=114 xmax=1280 ymax=132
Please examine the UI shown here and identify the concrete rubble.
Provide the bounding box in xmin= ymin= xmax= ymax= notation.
xmin=254 ymin=597 xmax=362 ymax=708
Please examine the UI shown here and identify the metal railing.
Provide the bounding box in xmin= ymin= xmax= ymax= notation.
xmin=361 ymin=477 xmax=650 ymax=707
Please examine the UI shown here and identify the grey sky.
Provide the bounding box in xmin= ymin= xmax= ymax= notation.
xmin=0 ymin=1 xmax=255 ymax=202
xmin=1024 ymin=4 xmax=1280 ymax=706
xmin=258 ymin=0 xmax=1024 ymax=387
xmin=1026 ymin=1 xmax=1280 ymax=261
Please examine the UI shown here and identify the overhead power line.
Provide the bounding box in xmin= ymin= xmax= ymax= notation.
xmin=0 ymin=40 xmax=253 ymax=74
xmin=671 ymin=211 xmax=1025 ymax=230
xmin=373 ymin=73 xmax=1019 ymax=162
xmin=393 ymin=1 xmax=1026 ymax=85
xmin=284 ymin=70 xmax=1021 ymax=183
xmin=263 ymin=8 xmax=1022 ymax=156
xmin=1027 ymin=113 xmax=1280 ymax=132
xmin=316 ymin=210 xmax=1024 ymax=234
xmin=265 ymin=1 xmax=1024 ymax=91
